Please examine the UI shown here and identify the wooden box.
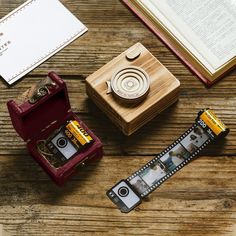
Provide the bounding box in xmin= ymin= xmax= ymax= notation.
xmin=86 ymin=43 xmax=180 ymax=135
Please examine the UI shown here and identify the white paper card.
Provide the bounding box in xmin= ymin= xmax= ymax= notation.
xmin=0 ymin=0 xmax=88 ymax=84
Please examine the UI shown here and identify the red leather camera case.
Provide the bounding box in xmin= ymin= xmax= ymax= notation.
xmin=7 ymin=72 xmax=103 ymax=185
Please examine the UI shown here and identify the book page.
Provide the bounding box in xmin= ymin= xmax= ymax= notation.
xmin=151 ymin=0 xmax=236 ymax=70
xmin=139 ymin=0 xmax=216 ymax=73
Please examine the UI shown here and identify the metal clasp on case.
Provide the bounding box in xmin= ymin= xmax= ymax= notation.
xmin=28 ymin=79 xmax=56 ymax=104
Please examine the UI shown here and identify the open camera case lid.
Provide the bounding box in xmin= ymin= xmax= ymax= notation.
xmin=7 ymin=72 xmax=72 ymax=142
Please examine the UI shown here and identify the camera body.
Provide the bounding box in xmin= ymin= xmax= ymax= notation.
xmin=86 ymin=43 xmax=180 ymax=135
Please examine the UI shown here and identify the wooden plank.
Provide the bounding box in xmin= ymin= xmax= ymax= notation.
xmin=0 ymin=155 xmax=236 ymax=235
xmin=0 ymin=204 xmax=236 ymax=236
xmin=0 ymin=108 xmax=235 ymax=155
xmin=0 ymin=154 xmax=236 ymax=197
xmin=0 ymin=77 xmax=235 ymax=155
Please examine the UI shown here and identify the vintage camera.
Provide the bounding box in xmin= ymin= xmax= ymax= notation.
xmin=106 ymin=180 xmax=142 ymax=213
xmin=86 ymin=43 xmax=180 ymax=135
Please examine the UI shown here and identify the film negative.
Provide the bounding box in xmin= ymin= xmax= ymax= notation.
xmin=107 ymin=109 xmax=229 ymax=213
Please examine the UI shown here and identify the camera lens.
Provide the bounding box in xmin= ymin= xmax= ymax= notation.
xmin=118 ymin=186 xmax=129 ymax=197
xmin=57 ymin=137 xmax=68 ymax=148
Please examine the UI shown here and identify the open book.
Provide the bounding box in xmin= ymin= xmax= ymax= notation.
xmin=122 ymin=0 xmax=236 ymax=86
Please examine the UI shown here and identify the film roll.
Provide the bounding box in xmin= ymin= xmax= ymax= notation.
xmin=106 ymin=109 xmax=229 ymax=213
xmin=110 ymin=66 xmax=150 ymax=103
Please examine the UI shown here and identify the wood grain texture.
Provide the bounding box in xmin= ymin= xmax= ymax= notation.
xmin=86 ymin=42 xmax=180 ymax=135
xmin=0 ymin=0 xmax=236 ymax=235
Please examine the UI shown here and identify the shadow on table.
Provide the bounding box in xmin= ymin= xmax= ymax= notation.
xmin=0 ymin=151 xmax=102 ymax=205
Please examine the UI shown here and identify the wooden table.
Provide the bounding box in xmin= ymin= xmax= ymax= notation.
xmin=0 ymin=1 xmax=235 ymax=235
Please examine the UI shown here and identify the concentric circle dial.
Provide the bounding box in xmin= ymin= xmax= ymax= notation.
xmin=110 ymin=66 xmax=150 ymax=103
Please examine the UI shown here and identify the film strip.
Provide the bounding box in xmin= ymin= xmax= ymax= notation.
xmin=107 ymin=109 xmax=229 ymax=213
